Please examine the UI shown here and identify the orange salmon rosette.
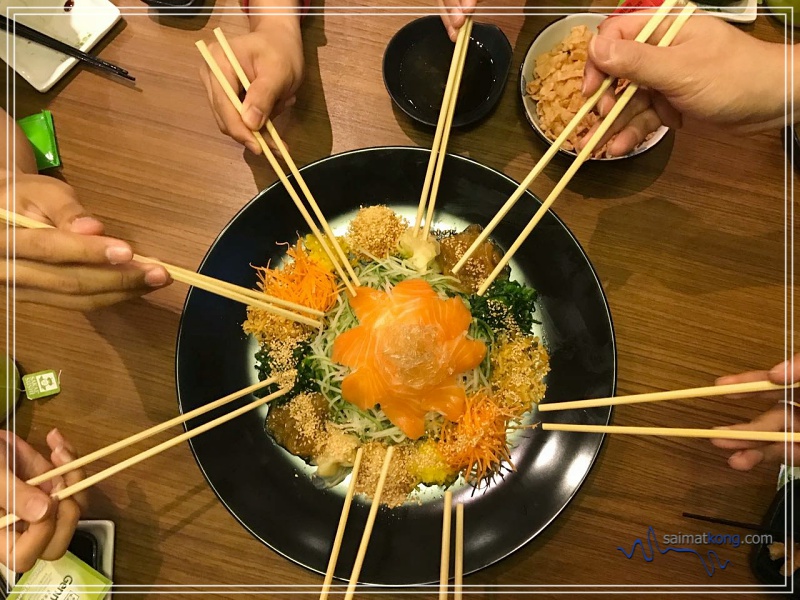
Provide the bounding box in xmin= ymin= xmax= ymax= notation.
xmin=331 ymin=279 xmax=486 ymax=439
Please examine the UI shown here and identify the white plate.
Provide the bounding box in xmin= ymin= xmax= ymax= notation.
xmin=0 ymin=0 xmax=121 ymax=93
xmin=520 ymin=13 xmax=669 ymax=162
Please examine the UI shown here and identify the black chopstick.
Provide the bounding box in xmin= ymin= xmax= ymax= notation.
xmin=0 ymin=15 xmax=134 ymax=82
xmin=683 ymin=512 xmax=796 ymax=538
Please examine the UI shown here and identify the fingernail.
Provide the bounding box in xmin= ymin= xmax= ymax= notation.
xmin=581 ymin=80 xmax=588 ymax=96
xmin=105 ymin=244 xmax=133 ymax=265
xmin=245 ymin=141 xmax=260 ymax=155
xmin=48 ymin=428 xmax=65 ymax=447
xmin=70 ymin=217 xmax=103 ymax=233
xmin=590 ymin=35 xmax=614 ymax=64
xmin=770 ymin=359 xmax=790 ymax=378
xmin=52 ymin=477 xmax=66 ymax=493
xmin=26 ymin=495 xmax=49 ymax=521
xmin=447 ymin=26 xmax=456 ymax=40
xmin=144 ymin=267 xmax=168 ymax=287
xmin=243 ymin=106 xmax=265 ymax=131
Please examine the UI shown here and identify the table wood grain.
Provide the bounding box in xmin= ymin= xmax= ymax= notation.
xmin=1 ymin=1 xmax=796 ymax=597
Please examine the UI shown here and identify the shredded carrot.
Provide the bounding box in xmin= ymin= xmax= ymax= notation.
xmin=437 ymin=392 xmax=516 ymax=485
xmin=253 ymin=241 xmax=340 ymax=314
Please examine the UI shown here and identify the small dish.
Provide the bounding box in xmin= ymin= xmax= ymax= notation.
xmin=520 ymin=13 xmax=669 ymax=162
xmin=686 ymin=0 xmax=757 ymax=23
xmin=383 ymin=16 xmax=512 ymax=128
xmin=0 ymin=0 xmax=121 ymax=93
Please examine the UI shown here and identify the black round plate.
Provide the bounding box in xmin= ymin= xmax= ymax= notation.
xmin=383 ymin=16 xmax=512 ymax=128
xmin=175 ymin=147 xmax=616 ymax=586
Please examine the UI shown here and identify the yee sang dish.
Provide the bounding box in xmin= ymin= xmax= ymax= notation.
xmin=242 ymin=205 xmax=550 ymax=507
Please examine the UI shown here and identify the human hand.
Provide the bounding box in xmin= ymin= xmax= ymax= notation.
xmin=0 ymin=429 xmax=87 ymax=572
xmin=439 ymin=0 xmax=477 ymax=42
xmin=580 ymin=12 xmax=788 ymax=157
xmin=199 ymin=18 xmax=304 ymax=155
xmin=710 ymin=354 xmax=800 ymax=471
xmin=1 ymin=174 xmax=171 ymax=310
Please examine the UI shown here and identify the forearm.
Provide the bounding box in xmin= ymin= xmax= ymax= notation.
xmin=0 ymin=109 xmax=37 ymax=176
xmin=247 ymin=0 xmax=303 ymax=36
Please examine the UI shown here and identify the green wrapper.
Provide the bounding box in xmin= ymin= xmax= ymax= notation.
xmin=17 ymin=110 xmax=60 ymax=171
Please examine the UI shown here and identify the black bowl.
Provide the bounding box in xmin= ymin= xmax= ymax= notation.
xmin=175 ymin=146 xmax=616 ymax=585
xmin=383 ymin=17 xmax=512 ymax=128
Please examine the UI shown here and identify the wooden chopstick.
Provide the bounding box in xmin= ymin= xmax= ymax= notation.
xmin=413 ymin=17 xmax=473 ymax=238
xmin=344 ymin=445 xmax=395 ymax=600
xmin=0 ymin=385 xmax=291 ymax=529
xmin=541 ymin=423 xmax=797 ymax=443
xmin=136 ymin=258 xmax=323 ymax=317
xmin=421 ymin=17 xmax=474 ymax=240
xmin=449 ymin=0 xmax=683 ymax=280
xmin=22 ymin=379 xmax=275 ymax=487
xmin=0 ymin=209 xmax=322 ymax=327
xmin=211 ymin=28 xmax=361 ymax=291
xmin=455 ymin=503 xmax=464 ymax=600
xmin=474 ymin=1 xmax=696 ymax=296
xmin=195 ymin=39 xmax=358 ymax=297
xmin=451 ymin=0 xmax=682 ymax=275
xmin=319 ymin=447 xmax=364 ymax=600
xmin=538 ymin=381 xmax=800 ymax=412
xmin=439 ymin=490 xmax=453 ymax=600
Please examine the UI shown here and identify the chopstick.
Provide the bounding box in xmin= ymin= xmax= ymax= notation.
xmin=0 ymin=15 xmax=134 ymax=82
xmin=0 ymin=209 xmax=322 ymax=327
xmin=538 ymin=381 xmax=800 ymax=412
xmin=451 ymin=0 xmax=690 ymax=291
xmin=541 ymin=423 xmax=797 ymax=443
xmin=0 ymin=385 xmax=291 ymax=529
xmin=454 ymin=503 xmax=464 ymax=600
xmin=344 ymin=445 xmax=395 ymax=600
xmin=211 ymin=28 xmax=360 ymax=292
xmin=413 ymin=17 xmax=473 ymax=239
xmin=439 ymin=490 xmax=453 ymax=600
xmin=473 ymin=2 xmax=696 ymax=296
xmin=682 ymin=512 xmax=797 ymax=537
xmin=319 ymin=447 xmax=364 ymax=600
xmin=22 ymin=379 xmax=275 ymax=487
xmin=196 ymin=37 xmax=359 ymax=297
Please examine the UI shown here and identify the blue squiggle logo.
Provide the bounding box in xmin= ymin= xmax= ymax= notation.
xmin=618 ymin=526 xmax=731 ymax=577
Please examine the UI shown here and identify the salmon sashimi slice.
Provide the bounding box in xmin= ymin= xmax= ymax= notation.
xmin=332 ymin=278 xmax=486 ymax=439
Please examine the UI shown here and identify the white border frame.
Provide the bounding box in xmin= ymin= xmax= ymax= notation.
xmin=4 ymin=4 xmax=795 ymax=595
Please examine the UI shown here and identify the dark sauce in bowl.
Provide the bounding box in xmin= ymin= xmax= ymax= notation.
xmin=397 ymin=33 xmax=495 ymax=124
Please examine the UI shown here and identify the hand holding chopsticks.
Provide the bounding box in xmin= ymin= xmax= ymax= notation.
xmin=0 ymin=209 xmax=322 ymax=327
xmin=540 ymin=380 xmax=799 ymax=444
xmin=196 ymin=29 xmax=360 ymax=297
xmin=452 ymin=1 xmax=697 ymax=295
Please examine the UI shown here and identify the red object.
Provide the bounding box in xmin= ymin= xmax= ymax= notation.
xmin=241 ymin=0 xmax=310 ymax=18
xmin=612 ymin=0 xmax=665 ymax=14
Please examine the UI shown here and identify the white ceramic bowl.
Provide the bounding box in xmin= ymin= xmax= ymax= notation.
xmin=519 ymin=13 xmax=669 ymax=162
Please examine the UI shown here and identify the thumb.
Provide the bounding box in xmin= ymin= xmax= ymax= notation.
xmin=241 ymin=77 xmax=279 ymax=131
xmin=0 ymin=469 xmax=51 ymax=524
xmin=588 ymin=35 xmax=677 ymax=93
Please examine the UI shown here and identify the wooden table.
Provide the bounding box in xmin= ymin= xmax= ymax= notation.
xmin=2 ymin=1 xmax=795 ymax=597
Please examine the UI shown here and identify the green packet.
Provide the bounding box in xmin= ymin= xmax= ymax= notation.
xmin=8 ymin=551 xmax=111 ymax=600
xmin=17 ymin=110 xmax=60 ymax=172
xmin=777 ymin=464 xmax=800 ymax=490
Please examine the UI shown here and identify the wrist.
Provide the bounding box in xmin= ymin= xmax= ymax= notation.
xmin=247 ymin=0 xmax=303 ymax=35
